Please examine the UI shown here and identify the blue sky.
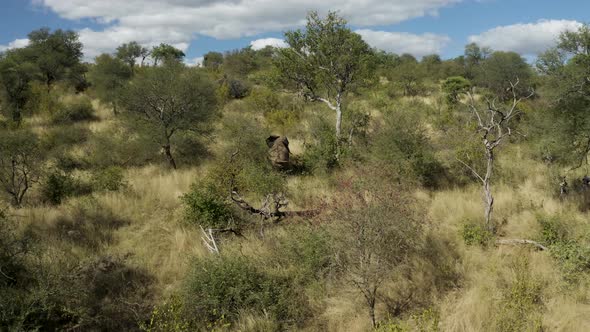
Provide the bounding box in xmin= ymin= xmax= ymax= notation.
xmin=1 ymin=0 xmax=588 ymax=63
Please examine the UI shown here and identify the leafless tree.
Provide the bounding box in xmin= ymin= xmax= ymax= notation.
xmin=458 ymin=79 xmax=534 ymax=232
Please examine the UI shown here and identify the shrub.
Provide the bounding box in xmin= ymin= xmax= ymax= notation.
xmin=141 ymin=296 xmax=191 ymax=332
xmin=91 ymin=166 xmax=127 ymax=192
xmin=85 ymin=125 xmax=156 ymax=168
xmin=226 ymin=78 xmax=250 ymax=99
xmin=538 ymin=215 xmax=569 ymax=246
xmin=42 ymin=124 xmax=90 ymax=153
xmin=441 ymin=76 xmax=471 ymax=106
xmin=47 ymin=198 xmax=128 ymax=249
xmin=302 ymin=117 xmax=340 ymax=173
xmin=461 ymin=222 xmax=493 ymax=246
xmin=41 ymin=169 xmax=79 ymax=205
xmin=51 ymin=97 xmax=95 ymax=124
xmin=371 ymin=109 xmax=445 ymax=188
xmin=248 ymin=86 xmax=280 ymax=114
xmin=183 ymin=256 xmax=309 ymax=328
xmin=181 ymin=182 xmax=234 ymax=229
xmin=495 ymin=258 xmax=544 ymax=332
xmin=270 ymin=225 xmax=334 ymax=285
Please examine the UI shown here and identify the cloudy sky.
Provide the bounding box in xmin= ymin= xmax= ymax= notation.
xmin=1 ymin=0 xmax=588 ymax=63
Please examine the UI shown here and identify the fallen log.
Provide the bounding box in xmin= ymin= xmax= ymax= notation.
xmin=496 ymin=239 xmax=548 ymax=251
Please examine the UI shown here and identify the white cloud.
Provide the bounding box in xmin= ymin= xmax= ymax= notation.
xmin=468 ymin=19 xmax=583 ymax=55
xmin=34 ymin=0 xmax=461 ymax=60
xmin=355 ymin=29 xmax=450 ymax=58
xmin=250 ymin=38 xmax=287 ymax=50
xmin=0 ymin=38 xmax=30 ymax=52
xmin=185 ymin=56 xmax=204 ymax=67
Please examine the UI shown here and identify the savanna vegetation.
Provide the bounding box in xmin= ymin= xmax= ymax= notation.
xmin=2 ymin=11 xmax=590 ymax=332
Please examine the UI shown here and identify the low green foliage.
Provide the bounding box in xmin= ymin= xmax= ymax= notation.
xmin=91 ymin=166 xmax=127 ymax=192
xmin=441 ymin=76 xmax=470 ymax=106
xmin=41 ymin=169 xmax=90 ymax=205
xmin=461 ymin=222 xmax=493 ymax=246
xmin=181 ymin=182 xmax=234 ymax=229
xmin=496 ymin=258 xmax=544 ymax=332
xmin=51 ymin=97 xmax=95 ymax=124
xmin=183 ymin=255 xmax=310 ymax=328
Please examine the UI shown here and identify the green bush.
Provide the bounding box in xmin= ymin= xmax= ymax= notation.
xmin=302 ymin=117 xmax=340 ymax=173
xmin=85 ymin=125 xmax=156 ymax=169
xmin=461 ymin=222 xmax=493 ymax=246
xmin=91 ymin=166 xmax=127 ymax=192
xmin=41 ymin=169 xmax=87 ymax=205
xmin=226 ymin=78 xmax=250 ymax=99
xmin=441 ymin=76 xmax=471 ymax=106
xmin=538 ymin=215 xmax=569 ymax=246
xmin=183 ymin=255 xmax=309 ymax=328
xmin=495 ymin=258 xmax=544 ymax=332
xmin=270 ymin=225 xmax=334 ymax=285
xmin=371 ymin=108 xmax=445 ymax=188
xmin=181 ymin=182 xmax=234 ymax=229
xmin=51 ymin=97 xmax=96 ymax=124
xmin=42 ymin=124 xmax=90 ymax=153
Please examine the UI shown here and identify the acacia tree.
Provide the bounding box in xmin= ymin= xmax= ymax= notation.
xmin=151 ymin=43 xmax=185 ymax=66
xmin=332 ymin=182 xmax=422 ymax=327
xmin=536 ymin=24 xmax=590 ymax=167
xmin=89 ymin=54 xmax=132 ymax=114
xmin=116 ymin=41 xmax=148 ymax=71
xmin=121 ymin=62 xmax=217 ymax=169
xmin=0 ymin=49 xmax=39 ymax=124
xmin=458 ymin=80 xmax=533 ymax=232
xmin=275 ymin=11 xmax=373 ymax=158
xmin=26 ymin=28 xmax=84 ymax=91
xmin=0 ymin=130 xmax=42 ymax=207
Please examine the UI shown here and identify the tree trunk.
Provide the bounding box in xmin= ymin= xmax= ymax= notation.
xmin=163 ymin=144 xmax=177 ymax=169
xmin=335 ymin=96 xmax=343 ymax=160
xmin=368 ymin=295 xmax=376 ymax=328
xmin=483 ymin=148 xmax=495 ymax=233
xmin=163 ymin=141 xmax=177 ymax=169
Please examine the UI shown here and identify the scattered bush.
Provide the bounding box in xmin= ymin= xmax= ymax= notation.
xmin=302 ymin=117 xmax=340 ymax=173
xmin=42 ymin=124 xmax=90 ymax=153
xmin=183 ymin=255 xmax=310 ymax=328
xmin=269 ymin=225 xmax=335 ymax=285
xmin=41 ymin=169 xmax=91 ymax=205
xmin=91 ymin=166 xmax=127 ymax=192
xmin=371 ymin=108 xmax=445 ymax=188
xmin=181 ymin=182 xmax=234 ymax=229
xmin=441 ymin=76 xmax=471 ymax=106
xmin=85 ymin=125 xmax=156 ymax=168
xmin=461 ymin=222 xmax=493 ymax=246
xmin=495 ymin=258 xmax=544 ymax=332
xmin=224 ymin=78 xmax=250 ymax=99
xmin=51 ymin=97 xmax=95 ymax=124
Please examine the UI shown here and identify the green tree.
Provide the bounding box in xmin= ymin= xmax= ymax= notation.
xmin=536 ymin=24 xmax=590 ymax=166
xmin=442 ymin=76 xmax=471 ymax=105
xmin=89 ymin=54 xmax=132 ymax=114
xmin=202 ymin=51 xmax=224 ymax=69
xmin=121 ymin=62 xmax=217 ymax=169
xmin=476 ymin=51 xmax=533 ymax=100
xmin=223 ymin=47 xmax=259 ymax=77
xmin=275 ymin=11 xmax=373 ymax=158
xmin=390 ymin=60 xmax=426 ymax=96
xmin=116 ymin=41 xmax=148 ymax=70
xmin=332 ymin=184 xmax=423 ymax=328
xmin=151 ymin=43 xmax=185 ymax=66
xmin=0 ymin=49 xmax=39 ymax=124
xmin=464 ymin=42 xmax=491 ymax=79
xmin=26 ymin=28 xmax=84 ymax=91
xmin=0 ymin=129 xmax=42 ymax=207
